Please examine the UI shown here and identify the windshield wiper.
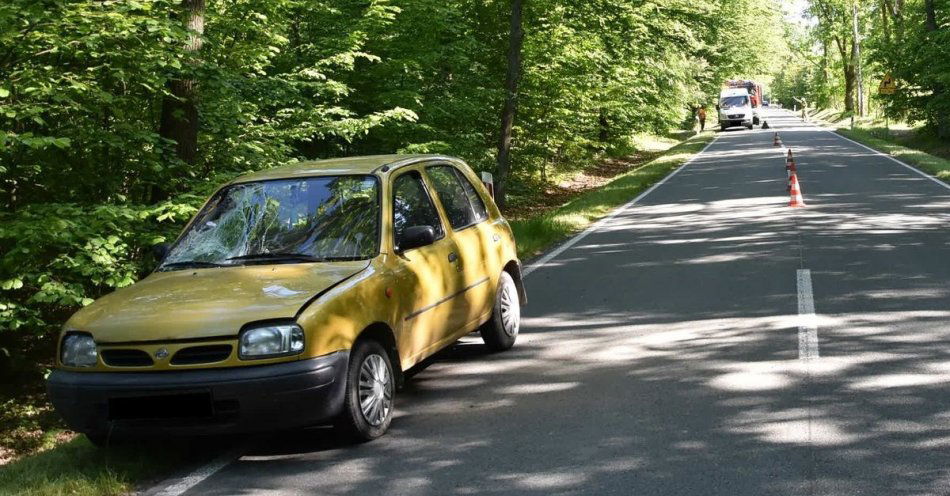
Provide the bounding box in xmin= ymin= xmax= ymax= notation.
xmin=227 ymin=252 xmax=325 ymax=262
xmin=160 ymin=260 xmax=227 ymax=270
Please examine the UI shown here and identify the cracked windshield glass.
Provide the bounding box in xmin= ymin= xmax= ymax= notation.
xmin=161 ymin=176 xmax=378 ymax=268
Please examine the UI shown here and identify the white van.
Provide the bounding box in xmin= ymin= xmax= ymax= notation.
xmin=717 ymin=88 xmax=756 ymax=130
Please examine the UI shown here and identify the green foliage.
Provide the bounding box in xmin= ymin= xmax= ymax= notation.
xmin=0 ymin=0 xmax=789 ymax=365
xmin=776 ymin=0 xmax=949 ymax=137
xmin=0 ymin=200 xmax=199 ymax=335
xmin=870 ymin=0 xmax=950 ymax=135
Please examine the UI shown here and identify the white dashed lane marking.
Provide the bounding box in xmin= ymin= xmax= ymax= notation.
xmin=797 ymin=269 xmax=819 ymax=360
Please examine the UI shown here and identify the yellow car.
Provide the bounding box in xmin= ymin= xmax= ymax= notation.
xmin=47 ymin=155 xmax=525 ymax=444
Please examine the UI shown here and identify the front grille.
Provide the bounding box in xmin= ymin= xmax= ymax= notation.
xmin=101 ymin=349 xmax=153 ymax=367
xmin=171 ymin=344 xmax=233 ymax=365
xmin=728 ymin=114 xmax=744 ymax=119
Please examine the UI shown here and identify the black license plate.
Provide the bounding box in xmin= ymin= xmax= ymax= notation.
xmin=108 ymin=392 xmax=213 ymax=420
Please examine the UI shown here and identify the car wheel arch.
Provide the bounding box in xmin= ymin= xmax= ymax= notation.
xmin=503 ymin=260 xmax=527 ymax=305
xmin=354 ymin=322 xmax=403 ymax=388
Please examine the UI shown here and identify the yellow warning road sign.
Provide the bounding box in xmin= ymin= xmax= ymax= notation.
xmin=879 ymin=74 xmax=897 ymax=95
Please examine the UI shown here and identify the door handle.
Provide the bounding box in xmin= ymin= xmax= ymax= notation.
xmin=448 ymin=252 xmax=459 ymax=263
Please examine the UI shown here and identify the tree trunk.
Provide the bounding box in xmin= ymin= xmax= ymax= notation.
xmin=820 ymin=40 xmax=830 ymax=107
xmin=883 ymin=0 xmax=905 ymax=35
xmin=923 ymin=0 xmax=948 ymax=137
xmin=598 ymin=109 xmax=609 ymax=146
xmin=835 ymin=37 xmax=856 ymax=113
xmin=853 ymin=3 xmax=863 ymax=116
xmin=924 ymin=0 xmax=937 ymax=30
xmin=881 ymin=0 xmax=891 ymax=43
xmin=495 ymin=0 xmax=524 ymax=211
xmin=158 ymin=0 xmax=204 ymax=172
xmin=843 ymin=64 xmax=856 ymax=113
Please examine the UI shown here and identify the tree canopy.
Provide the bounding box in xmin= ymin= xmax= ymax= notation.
xmin=771 ymin=0 xmax=949 ymax=137
xmin=0 ymin=0 xmax=878 ymax=347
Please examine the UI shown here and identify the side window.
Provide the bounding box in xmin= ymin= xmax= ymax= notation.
xmin=392 ymin=172 xmax=444 ymax=249
xmin=453 ymin=169 xmax=488 ymax=222
xmin=426 ymin=165 xmax=486 ymax=229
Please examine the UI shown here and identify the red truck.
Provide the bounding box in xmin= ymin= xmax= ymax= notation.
xmin=717 ymin=80 xmax=764 ymax=129
xmin=726 ymin=80 xmax=763 ymax=108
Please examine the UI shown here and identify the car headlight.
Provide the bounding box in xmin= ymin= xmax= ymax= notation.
xmin=61 ymin=333 xmax=98 ymax=367
xmin=239 ymin=323 xmax=305 ymax=359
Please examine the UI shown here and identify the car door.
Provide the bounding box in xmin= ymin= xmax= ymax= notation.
xmin=423 ymin=163 xmax=495 ymax=334
xmin=389 ymin=169 xmax=462 ymax=365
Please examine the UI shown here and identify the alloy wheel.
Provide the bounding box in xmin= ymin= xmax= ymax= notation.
xmin=500 ymin=279 xmax=520 ymax=337
xmin=357 ymin=354 xmax=393 ymax=426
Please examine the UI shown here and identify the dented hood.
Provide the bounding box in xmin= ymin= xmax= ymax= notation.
xmin=67 ymin=261 xmax=369 ymax=343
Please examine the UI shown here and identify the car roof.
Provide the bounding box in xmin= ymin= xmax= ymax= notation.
xmin=230 ymin=154 xmax=462 ymax=183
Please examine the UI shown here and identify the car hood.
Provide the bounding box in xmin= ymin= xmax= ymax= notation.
xmin=67 ymin=261 xmax=370 ymax=343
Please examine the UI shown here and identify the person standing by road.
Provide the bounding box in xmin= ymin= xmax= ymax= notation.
xmin=697 ymin=105 xmax=707 ymax=132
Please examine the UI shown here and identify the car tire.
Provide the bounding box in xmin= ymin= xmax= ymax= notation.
xmin=336 ymin=339 xmax=395 ymax=442
xmin=480 ymin=272 xmax=520 ymax=352
xmin=721 ymin=123 xmax=729 ymax=131
xmin=746 ymin=123 xmax=754 ymax=130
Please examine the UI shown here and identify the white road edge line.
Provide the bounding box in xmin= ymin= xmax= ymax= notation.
xmin=796 ymin=269 xmax=819 ymax=360
xmin=523 ymin=135 xmax=721 ymax=277
xmin=800 ymin=117 xmax=950 ymax=191
xmin=832 ymin=132 xmax=950 ymax=191
xmin=146 ymin=447 xmax=243 ymax=496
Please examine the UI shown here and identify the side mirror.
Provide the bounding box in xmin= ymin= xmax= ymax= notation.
xmin=396 ymin=226 xmax=435 ymax=252
xmin=152 ymin=242 xmax=171 ymax=262
xmin=715 ymin=105 xmax=720 ymax=111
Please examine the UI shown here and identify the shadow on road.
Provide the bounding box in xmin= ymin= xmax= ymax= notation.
xmin=191 ymin=110 xmax=950 ymax=495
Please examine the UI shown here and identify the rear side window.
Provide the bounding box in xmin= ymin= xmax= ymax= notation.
xmin=392 ymin=172 xmax=444 ymax=249
xmin=427 ymin=165 xmax=487 ymax=229
xmin=454 ymin=169 xmax=488 ymax=222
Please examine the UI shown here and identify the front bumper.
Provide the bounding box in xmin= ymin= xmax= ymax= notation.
xmin=720 ymin=117 xmax=752 ymax=128
xmin=47 ymin=352 xmax=347 ymax=438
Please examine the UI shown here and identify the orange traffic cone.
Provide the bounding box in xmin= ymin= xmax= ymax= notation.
xmin=773 ymin=133 xmax=781 ymax=146
xmin=789 ymin=172 xmax=806 ymax=207
xmin=786 ymin=149 xmax=797 ymax=190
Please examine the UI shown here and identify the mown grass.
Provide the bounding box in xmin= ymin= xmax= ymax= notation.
xmin=0 ymin=436 xmax=212 ymax=496
xmin=806 ymin=109 xmax=950 ymax=185
xmin=511 ymin=131 xmax=716 ymax=260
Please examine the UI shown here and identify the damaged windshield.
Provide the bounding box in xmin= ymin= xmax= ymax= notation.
xmin=161 ymin=175 xmax=379 ymax=270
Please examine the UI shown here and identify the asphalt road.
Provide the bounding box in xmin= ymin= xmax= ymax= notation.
xmin=172 ymin=109 xmax=950 ymax=495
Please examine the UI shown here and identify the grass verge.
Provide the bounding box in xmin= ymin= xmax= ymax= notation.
xmin=836 ymin=128 xmax=950 ymax=183
xmin=511 ymin=131 xmax=716 ymax=260
xmin=806 ymin=109 xmax=950 ymax=185
xmin=0 ymin=436 xmax=215 ymax=496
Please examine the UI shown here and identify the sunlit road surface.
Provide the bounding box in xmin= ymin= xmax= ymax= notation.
xmin=177 ymin=109 xmax=950 ymax=495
